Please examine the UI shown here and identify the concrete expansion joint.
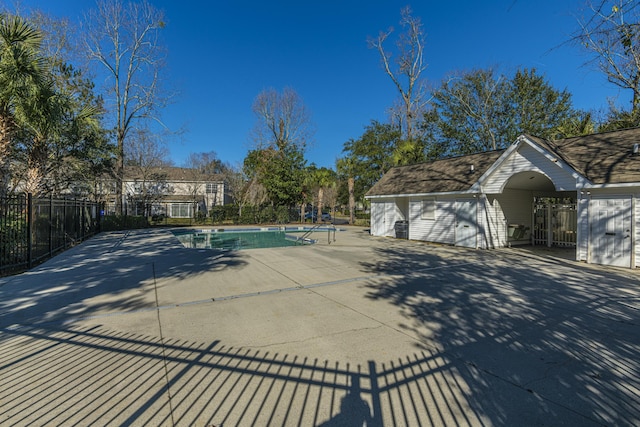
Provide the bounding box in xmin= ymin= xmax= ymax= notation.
xmin=459 ymin=355 xmax=599 ymax=424
xmin=107 ymin=230 xmax=131 ymax=253
xmin=247 ymin=325 xmax=386 ymax=350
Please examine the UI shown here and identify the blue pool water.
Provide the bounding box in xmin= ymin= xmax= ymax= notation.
xmin=172 ymin=227 xmax=327 ymax=250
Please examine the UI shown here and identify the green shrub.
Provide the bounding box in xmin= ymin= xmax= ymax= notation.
xmin=354 ymin=218 xmax=370 ymax=227
xmin=0 ymin=220 xmax=27 ymax=266
xmin=195 ymin=211 xmax=207 ymax=224
xmin=101 ymin=215 xmax=150 ymax=231
xmin=275 ymin=206 xmax=291 ymax=224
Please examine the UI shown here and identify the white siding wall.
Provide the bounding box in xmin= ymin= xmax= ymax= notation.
xmin=482 ymin=195 xmax=506 ymax=248
xmin=484 ymin=190 xmax=534 ymax=248
xmin=484 ymin=144 xmax=576 ymax=193
xmin=577 ymin=194 xmax=589 ymax=262
xmin=478 ymin=195 xmax=506 ymax=249
xmin=408 ymin=197 xmax=456 ymax=244
xmin=123 ymin=180 xmax=226 ymax=208
xmin=499 ymin=189 xmax=534 ymax=228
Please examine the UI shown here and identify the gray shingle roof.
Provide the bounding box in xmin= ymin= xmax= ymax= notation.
xmin=527 ymin=128 xmax=640 ymax=185
xmin=124 ymin=166 xmax=224 ymax=182
xmin=366 ymin=150 xmax=505 ymax=197
xmin=367 ymin=127 xmax=640 ymax=197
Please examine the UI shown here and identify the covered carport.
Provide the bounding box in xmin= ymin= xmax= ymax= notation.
xmin=489 ymin=170 xmax=578 ymax=249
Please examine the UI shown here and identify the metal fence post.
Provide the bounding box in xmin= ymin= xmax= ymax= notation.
xmin=63 ymin=197 xmax=67 ymax=249
xmin=99 ymin=202 xmax=104 ymax=233
xmin=49 ymin=194 xmax=54 ymax=259
xmin=27 ymin=193 xmax=33 ymax=269
xmin=79 ymin=199 xmax=83 ymax=239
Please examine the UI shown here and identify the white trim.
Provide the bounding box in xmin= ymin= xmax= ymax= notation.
xmin=518 ymin=136 xmax=583 ymax=180
xmin=581 ymin=182 xmax=640 ymax=189
xmin=366 ymin=190 xmax=476 ymax=199
xmin=476 ymin=135 xmax=587 ymax=190
xmin=475 ymin=137 xmax=523 ymax=187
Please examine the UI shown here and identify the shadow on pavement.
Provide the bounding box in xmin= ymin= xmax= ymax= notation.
xmin=1 ymin=231 xmax=639 ymax=425
xmin=361 ymin=243 xmax=640 ymax=426
xmin=0 ymin=229 xmax=247 ymax=327
xmin=0 ymin=324 xmax=489 ymax=426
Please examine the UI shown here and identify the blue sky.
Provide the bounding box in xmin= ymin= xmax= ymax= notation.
xmin=15 ymin=1 xmax=628 ymax=169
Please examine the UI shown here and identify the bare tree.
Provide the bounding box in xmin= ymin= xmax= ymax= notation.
xmin=222 ymin=164 xmax=252 ymax=218
xmin=184 ymin=151 xmax=228 ymax=213
xmin=251 ymin=87 xmax=314 ymax=152
xmin=186 ymin=151 xmax=226 ymax=175
xmin=124 ymin=128 xmax=170 ymax=216
xmin=574 ymin=0 xmax=640 ymax=115
xmin=83 ymin=0 xmax=167 ymax=215
xmin=247 ymin=87 xmax=311 ymax=207
xmin=235 ymin=177 xmax=267 ymax=219
xmin=323 ymin=181 xmax=338 ymax=220
xmin=369 ymin=6 xmax=428 ymax=142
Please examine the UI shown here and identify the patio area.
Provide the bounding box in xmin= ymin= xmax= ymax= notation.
xmin=1 ymin=227 xmax=639 ymax=426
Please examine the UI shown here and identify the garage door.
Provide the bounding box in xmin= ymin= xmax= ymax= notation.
xmin=589 ymin=197 xmax=632 ymax=268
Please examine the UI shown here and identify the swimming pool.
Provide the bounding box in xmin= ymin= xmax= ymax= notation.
xmin=172 ymin=227 xmax=331 ymax=250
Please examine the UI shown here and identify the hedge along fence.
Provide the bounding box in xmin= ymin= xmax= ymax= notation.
xmin=0 ymin=194 xmax=102 ymax=276
xmin=139 ymin=204 xmax=304 ymax=227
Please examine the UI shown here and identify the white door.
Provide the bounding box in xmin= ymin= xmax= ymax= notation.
xmin=456 ymin=198 xmax=477 ymax=248
xmin=370 ymin=201 xmax=396 ymax=237
xmin=371 ymin=202 xmax=384 ymax=236
xmin=383 ymin=202 xmax=397 ymax=237
xmin=590 ymin=197 xmax=632 ymax=267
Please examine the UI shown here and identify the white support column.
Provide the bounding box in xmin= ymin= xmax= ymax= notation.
xmin=547 ymin=202 xmax=553 ymax=247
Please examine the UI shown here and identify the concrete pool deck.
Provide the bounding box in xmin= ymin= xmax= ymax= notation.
xmin=1 ymin=226 xmax=639 ymax=426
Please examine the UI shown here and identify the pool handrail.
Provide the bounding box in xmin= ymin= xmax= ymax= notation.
xmin=297 ymin=223 xmax=336 ymax=244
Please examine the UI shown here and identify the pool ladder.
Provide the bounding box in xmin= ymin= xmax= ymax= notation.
xmin=296 ymin=223 xmax=336 ymax=245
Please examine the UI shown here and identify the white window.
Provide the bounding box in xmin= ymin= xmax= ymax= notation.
xmin=170 ymin=203 xmax=192 ymax=218
xmin=421 ymin=198 xmax=436 ymax=220
xmin=206 ymin=183 xmax=217 ymax=194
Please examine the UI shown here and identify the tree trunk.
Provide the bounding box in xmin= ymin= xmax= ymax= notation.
xmin=348 ymin=177 xmax=355 ymax=225
xmin=632 ymin=85 xmax=640 ymax=119
xmin=0 ymin=115 xmax=13 ymax=196
xmin=24 ymin=136 xmax=49 ymax=196
xmin=317 ymin=187 xmax=324 ymax=223
xmin=114 ymin=133 xmax=125 ymax=216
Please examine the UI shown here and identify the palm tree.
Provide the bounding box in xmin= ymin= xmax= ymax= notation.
xmin=0 ymin=13 xmax=47 ymax=195
xmin=337 ymin=157 xmax=356 ymax=225
xmin=21 ymin=79 xmax=70 ymax=195
xmin=313 ymin=167 xmax=336 ymax=223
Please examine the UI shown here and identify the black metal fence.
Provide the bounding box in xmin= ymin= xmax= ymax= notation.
xmin=0 ymin=194 xmax=102 ymax=276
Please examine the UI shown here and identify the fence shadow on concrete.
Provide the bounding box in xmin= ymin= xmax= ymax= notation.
xmin=2 ymin=232 xmax=639 ymax=425
xmin=0 ymin=324 xmax=488 ymax=426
